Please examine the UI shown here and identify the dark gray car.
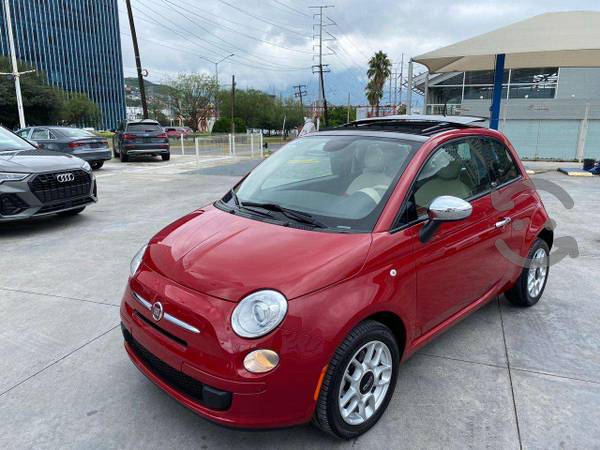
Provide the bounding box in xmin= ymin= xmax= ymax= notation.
xmin=16 ymin=126 xmax=111 ymax=170
xmin=0 ymin=126 xmax=97 ymax=222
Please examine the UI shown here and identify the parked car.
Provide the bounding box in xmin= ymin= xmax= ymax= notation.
xmin=164 ymin=126 xmax=192 ymax=138
xmin=16 ymin=126 xmax=110 ymax=170
xmin=113 ymin=119 xmax=170 ymax=162
xmin=120 ymin=115 xmax=552 ymax=439
xmin=0 ymin=125 xmax=97 ymax=221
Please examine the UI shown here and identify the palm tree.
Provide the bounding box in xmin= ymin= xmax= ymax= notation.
xmin=365 ymin=51 xmax=392 ymax=116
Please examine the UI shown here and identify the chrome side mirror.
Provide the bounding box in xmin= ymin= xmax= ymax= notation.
xmin=419 ymin=196 xmax=472 ymax=243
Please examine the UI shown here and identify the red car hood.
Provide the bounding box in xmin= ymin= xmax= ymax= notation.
xmin=144 ymin=207 xmax=373 ymax=302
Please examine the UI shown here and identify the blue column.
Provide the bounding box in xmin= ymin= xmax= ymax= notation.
xmin=489 ymin=53 xmax=505 ymax=130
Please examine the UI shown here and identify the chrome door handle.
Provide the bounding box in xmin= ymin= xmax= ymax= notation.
xmin=495 ymin=217 xmax=512 ymax=228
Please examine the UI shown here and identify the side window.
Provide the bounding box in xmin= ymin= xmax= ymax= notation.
xmin=17 ymin=129 xmax=29 ymax=138
xmin=412 ymin=138 xmax=492 ymax=214
xmin=31 ymin=128 xmax=50 ymax=140
xmin=489 ymin=140 xmax=520 ymax=186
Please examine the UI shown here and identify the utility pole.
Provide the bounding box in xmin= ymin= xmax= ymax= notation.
xmin=125 ymin=0 xmax=148 ymax=119
xmin=214 ymin=53 xmax=234 ymax=118
xmin=346 ymin=92 xmax=351 ymax=123
xmin=310 ymin=5 xmax=334 ymax=127
xmin=398 ymin=53 xmax=404 ymax=107
xmin=231 ymin=74 xmax=236 ymax=135
xmin=406 ymin=59 xmax=414 ymax=115
xmin=293 ymin=84 xmax=307 ymax=109
xmin=1 ymin=0 xmax=35 ymax=129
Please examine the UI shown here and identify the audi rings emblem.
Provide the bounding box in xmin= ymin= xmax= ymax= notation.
xmin=56 ymin=173 xmax=75 ymax=183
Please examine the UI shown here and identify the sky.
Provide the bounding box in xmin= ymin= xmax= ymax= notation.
xmin=118 ymin=0 xmax=600 ymax=105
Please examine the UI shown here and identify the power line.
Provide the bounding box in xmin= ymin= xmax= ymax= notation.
xmin=130 ymin=0 xmax=309 ymax=71
xmin=269 ymin=0 xmax=312 ymax=18
xmin=160 ymin=0 xmax=313 ymax=55
xmin=216 ymin=0 xmax=307 ymax=37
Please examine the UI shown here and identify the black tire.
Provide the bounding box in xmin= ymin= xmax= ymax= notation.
xmin=505 ymin=238 xmax=550 ymax=307
xmin=313 ymin=320 xmax=400 ymax=440
xmin=161 ymin=152 xmax=171 ymax=161
xmin=120 ymin=149 xmax=129 ymax=162
xmin=91 ymin=161 xmax=104 ymax=170
xmin=57 ymin=207 xmax=85 ymax=217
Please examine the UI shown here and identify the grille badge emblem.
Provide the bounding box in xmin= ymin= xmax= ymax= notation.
xmin=151 ymin=302 xmax=164 ymax=322
xmin=56 ymin=173 xmax=75 ymax=183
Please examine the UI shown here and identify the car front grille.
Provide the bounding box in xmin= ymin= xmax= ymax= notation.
xmin=122 ymin=324 xmax=232 ymax=411
xmin=29 ymin=170 xmax=91 ymax=203
xmin=0 ymin=194 xmax=29 ymax=216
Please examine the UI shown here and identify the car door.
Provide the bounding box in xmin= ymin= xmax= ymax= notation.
xmin=486 ymin=138 xmax=530 ymax=281
xmin=403 ymin=137 xmax=510 ymax=334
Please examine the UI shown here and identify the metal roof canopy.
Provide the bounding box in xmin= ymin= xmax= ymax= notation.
xmin=413 ymin=11 xmax=600 ymax=129
xmin=350 ymin=114 xmax=486 ymax=125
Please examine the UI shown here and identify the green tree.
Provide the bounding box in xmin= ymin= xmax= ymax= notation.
xmin=61 ymin=93 xmax=101 ymax=127
xmin=217 ymin=88 xmax=303 ymax=134
xmin=166 ymin=73 xmax=218 ymax=131
xmin=326 ymin=105 xmax=356 ymax=127
xmin=366 ymin=50 xmax=392 ymax=116
xmin=0 ymin=56 xmax=65 ymax=129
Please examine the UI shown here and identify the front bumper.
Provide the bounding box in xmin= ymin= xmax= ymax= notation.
xmin=0 ymin=170 xmax=97 ymax=222
xmin=120 ymin=268 xmax=331 ymax=429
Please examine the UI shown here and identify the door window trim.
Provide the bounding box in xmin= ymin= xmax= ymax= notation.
xmin=484 ymin=137 xmax=523 ymax=189
xmin=390 ymin=135 xmax=497 ymax=233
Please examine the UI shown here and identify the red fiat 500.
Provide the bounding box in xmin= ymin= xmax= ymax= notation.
xmin=120 ymin=116 xmax=552 ymax=439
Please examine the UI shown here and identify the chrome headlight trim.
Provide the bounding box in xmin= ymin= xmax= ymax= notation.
xmin=129 ymin=244 xmax=148 ymax=277
xmin=231 ymin=290 xmax=288 ymax=338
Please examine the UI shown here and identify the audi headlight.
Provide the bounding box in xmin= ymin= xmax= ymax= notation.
xmin=0 ymin=172 xmax=28 ymax=183
xmin=130 ymin=244 xmax=148 ymax=277
xmin=81 ymin=161 xmax=92 ymax=173
xmin=231 ymin=290 xmax=287 ymax=338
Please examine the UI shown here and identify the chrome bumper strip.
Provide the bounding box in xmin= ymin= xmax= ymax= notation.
xmin=132 ymin=292 xmax=201 ymax=334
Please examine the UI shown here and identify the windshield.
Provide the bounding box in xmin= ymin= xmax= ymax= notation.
xmin=0 ymin=126 xmax=34 ymax=152
xmin=58 ymin=128 xmax=95 ymax=138
xmin=224 ymin=135 xmax=419 ymax=232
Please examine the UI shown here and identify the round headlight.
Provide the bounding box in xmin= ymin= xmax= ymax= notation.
xmin=130 ymin=244 xmax=148 ymax=277
xmin=231 ymin=290 xmax=287 ymax=338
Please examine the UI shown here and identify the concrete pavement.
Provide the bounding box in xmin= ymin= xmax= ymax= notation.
xmin=1 ymin=156 xmax=599 ymax=449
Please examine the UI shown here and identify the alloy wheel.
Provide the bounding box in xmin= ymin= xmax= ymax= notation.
xmin=338 ymin=340 xmax=393 ymax=426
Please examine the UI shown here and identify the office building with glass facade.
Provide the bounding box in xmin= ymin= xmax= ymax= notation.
xmin=0 ymin=0 xmax=125 ymax=129
xmin=417 ymin=68 xmax=600 ymax=160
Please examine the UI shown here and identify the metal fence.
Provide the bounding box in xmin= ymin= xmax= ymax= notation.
xmin=169 ymin=133 xmax=265 ymax=162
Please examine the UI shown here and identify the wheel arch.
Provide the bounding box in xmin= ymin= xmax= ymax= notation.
xmin=537 ymin=227 xmax=554 ymax=250
xmin=362 ymin=310 xmax=407 ymax=360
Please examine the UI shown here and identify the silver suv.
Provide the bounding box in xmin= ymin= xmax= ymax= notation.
xmin=0 ymin=126 xmax=97 ymax=222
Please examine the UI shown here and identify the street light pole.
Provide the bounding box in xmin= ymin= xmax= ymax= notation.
xmin=214 ymin=54 xmax=234 ymax=118
xmin=2 ymin=0 xmax=29 ymax=129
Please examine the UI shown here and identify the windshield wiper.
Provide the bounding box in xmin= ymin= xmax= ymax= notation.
xmin=227 ymin=190 xmax=277 ymax=220
xmin=241 ymin=201 xmax=328 ymax=228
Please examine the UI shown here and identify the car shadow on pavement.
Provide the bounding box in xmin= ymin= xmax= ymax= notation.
xmin=0 ymin=214 xmax=90 ymax=237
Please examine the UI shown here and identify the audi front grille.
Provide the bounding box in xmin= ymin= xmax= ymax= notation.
xmin=29 ymin=170 xmax=91 ymax=204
